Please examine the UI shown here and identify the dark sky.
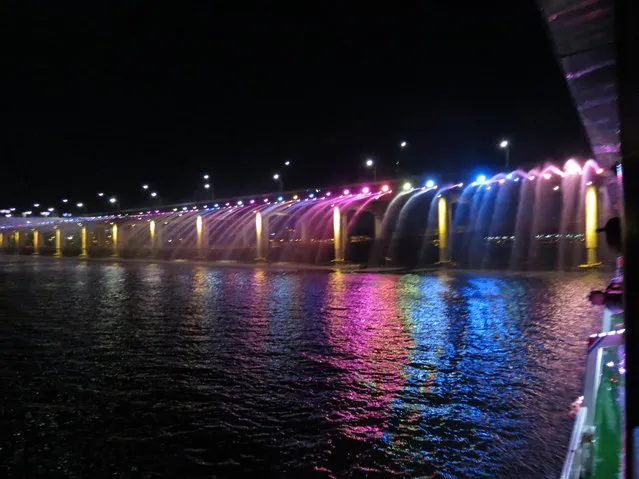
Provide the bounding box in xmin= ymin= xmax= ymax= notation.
xmin=2 ymin=2 xmax=591 ymax=212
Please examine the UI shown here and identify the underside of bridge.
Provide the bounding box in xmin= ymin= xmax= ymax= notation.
xmin=537 ymin=0 xmax=619 ymax=167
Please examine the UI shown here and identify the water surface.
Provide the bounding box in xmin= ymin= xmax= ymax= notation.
xmin=0 ymin=257 xmax=606 ymax=477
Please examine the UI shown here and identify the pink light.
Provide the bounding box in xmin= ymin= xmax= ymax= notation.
xmin=543 ymin=173 xmax=551 ymax=180
xmin=381 ymin=184 xmax=390 ymax=193
xmin=326 ymin=191 xmax=331 ymax=196
xmin=263 ymin=198 xmax=268 ymax=203
xmin=596 ymin=168 xmax=604 ymax=175
xmin=225 ymin=202 xmax=230 ymax=206
xmin=343 ymin=189 xmax=350 ymax=195
xmin=529 ymin=175 xmax=536 ymax=180
xmin=249 ymin=199 xmax=255 ymax=204
xmin=362 ymin=186 xmax=370 ymax=194
xmin=498 ymin=179 xmax=505 ymax=184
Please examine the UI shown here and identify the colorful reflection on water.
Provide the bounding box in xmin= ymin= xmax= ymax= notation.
xmin=0 ymin=257 xmax=606 ymax=477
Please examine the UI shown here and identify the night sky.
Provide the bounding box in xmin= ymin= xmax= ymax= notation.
xmin=2 ymin=2 xmax=591 ymax=212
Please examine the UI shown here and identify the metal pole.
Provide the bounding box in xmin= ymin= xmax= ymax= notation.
xmin=506 ymin=146 xmax=510 ymax=169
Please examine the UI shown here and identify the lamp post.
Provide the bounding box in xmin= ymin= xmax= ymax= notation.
xmin=273 ymin=173 xmax=283 ymax=193
xmin=499 ymin=139 xmax=510 ymax=169
xmin=365 ymin=158 xmax=376 ymax=181
xmin=202 ymin=174 xmax=214 ymax=200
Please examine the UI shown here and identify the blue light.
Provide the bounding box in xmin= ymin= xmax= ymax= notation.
xmin=514 ymin=178 xmax=520 ymax=182
xmin=506 ymin=173 xmax=513 ymax=179
xmin=214 ymin=203 xmax=219 ymax=208
xmin=277 ymin=196 xmax=283 ymax=202
xmin=477 ymin=174 xmax=487 ymax=184
xmin=425 ymin=179 xmax=435 ymax=188
xmin=309 ymin=193 xmax=315 ymax=198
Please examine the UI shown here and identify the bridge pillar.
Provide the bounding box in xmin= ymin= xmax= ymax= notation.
xmin=255 ymin=212 xmax=268 ymax=261
xmin=437 ymin=196 xmax=451 ymax=264
xmin=374 ymin=214 xmax=384 ymax=239
xmin=80 ymin=226 xmax=88 ymax=257
xmin=195 ymin=215 xmax=207 ymax=259
xmin=54 ymin=227 xmax=62 ymax=256
xmin=300 ymin=220 xmax=309 ymax=242
xmin=333 ymin=206 xmax=348 ymax=262
xmin=149 ymin=220 xmax=157 ymax=255
xmin=580 ymin=185 xmax=602 ymax=268
xmin=111 ymin=224 xmax=119 ymax=256
xmin=33 ymin=230 xmax=40 ymax=255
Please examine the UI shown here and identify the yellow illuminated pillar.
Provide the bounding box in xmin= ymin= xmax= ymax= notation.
xmin=54 ymin=228 xmax=62 ymax=256
xmin=0 ymin=232 xmax=4 ymax=250
xmin=255 ymin=212 xmax=266 ymax=261
xmin=80 ymin=227 xmax=87 ymax=256
xmin=196 ymin=215 xmax=204 ymax=258
xmin=33 ymin=230 xmax=40 ymax=255
xmin=150 ymin=220 xmax=156 ymax=253
xmin=112 ymin=224 xmax=119 ymax=255
xmin=437 ymin=196 xmax=450 ymax=263
xmin=333 ymin=207 xmax=345 ymax=262
xmin=580 ymin=185 xmax=601 ymax=267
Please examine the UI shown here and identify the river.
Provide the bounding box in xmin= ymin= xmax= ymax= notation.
xmin=0 ymin=256 xmax=607 ymax=477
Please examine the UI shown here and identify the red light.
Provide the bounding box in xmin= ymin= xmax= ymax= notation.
xmin=381 ymin=184 xmax=390 ymax=192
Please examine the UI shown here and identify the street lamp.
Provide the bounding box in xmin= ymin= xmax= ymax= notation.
xmin=365 ymin=158 xmax=376 ymax=181
xmin=150 ymin=192 xmax=158 ymax=198
xmin=62 ymin=198 xmax=69 ymax=203
xmin=499 ymin=139 xmax=510 ymax=168
xmin=284 ymin=160 xmax=291 ymax=166
xmin=203 ymin=174 xmax=209 ymax=180
xmin=33 ymin=203 xmax=40 ymax=208
xmin=273 ymin=173 xmax=283 ymax=192
xmin=97 ymin=192 xmax=104 ymax=197
xmin=76 ymin=202 xmax=84 ymax=208
xmin=400 ymin=141 xmax=407 ymax=149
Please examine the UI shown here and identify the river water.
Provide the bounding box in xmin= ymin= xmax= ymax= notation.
xmin=0 ymin=256 xmax=607 ymax=477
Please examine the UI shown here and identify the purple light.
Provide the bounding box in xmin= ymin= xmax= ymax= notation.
xmin=343 ymin=189 xmax=350 ymax=195
xmin=249 ymin=199 xmax=255 ymax=204
xmin=543 ymin=173 xmax=551 ymax=180
xmin=326 ymin=191 xmax=331 ymax=196
xmin=263 ymin=198 xmax=268 ymax=203
xmin=498 ymin=179 xmax=505 ymax=184
xmin=362 ymin=186 xmax=370 ymax=194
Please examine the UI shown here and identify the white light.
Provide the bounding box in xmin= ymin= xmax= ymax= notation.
xmin=47 ymin=207 xmax=54 ymax=212
xmin=499 ymin=140 xmax=509 ymax=148
xmin=203 ymin=174 xmax=209 ymax=180
xmin=109 ymin=197 xmax=117 ymax=204
xmin=553 ymin=185 xmax=560 ymax=191
xmin=477 ymin=174 xmax=487 ymax=184
xmin=365 ymin=159 xmax=374 ymax=167
xmin=142 ymin=184 xmax=149 ymax=190
xmin=151 ymin=192 xmax=158 ymax=198
xmin=425 ymin=180 xmax=435 ymax=188
xmin=284 ymin=160 xmax=290 ymax=166
xmin=273 ymin=174 xmax=280 ymax=180
xmin=98 ymin=192 xmax=104 ymax=197
xmin=62 ymin=199 xmax=69 ymax=203
xmin=400 ymin=141 xmax=407 ymax=148
xmin=76 ymin=202 xmax=84 ymax=208
xmin=4 ymin=214 xmax=11 ymax=218
xmin=9 ymin=207 xmax=15 ymax=211
xmin=33 ymin=203 xmax=40 ymax=207
xmin=204 ymin=183 xmax=210 ymax=189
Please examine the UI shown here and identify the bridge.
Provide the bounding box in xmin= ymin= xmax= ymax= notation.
xmin=0 ymin=160 xmax=616 ymax=269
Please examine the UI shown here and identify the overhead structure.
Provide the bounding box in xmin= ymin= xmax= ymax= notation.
xmin=537 ymin=0 xmax=619 ymax=167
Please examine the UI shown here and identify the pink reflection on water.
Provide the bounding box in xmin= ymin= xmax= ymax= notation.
xmin=320 ymin=272 xmax=412 ymax=440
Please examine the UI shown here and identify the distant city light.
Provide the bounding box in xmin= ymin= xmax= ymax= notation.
xmin=150 ymin=192 xmax=158 ymax=198
xmin=249 ymin=199 xmax=255 ymax=204
xmin=400 ymin=141 xmax=407 ymax=148
xmin=553 ymin=185 xmax=560 ymax=191
xmin=204 ymin=183 xmax=211 ymax=189
xmin=425 ymin=179 xmax=435 ymax=188
xmin=402 ymin=182 xmax=412 ymax=191
xmin=203 ymin=174 xmax=209 ymax=180
xmin=529 ymin=175 xmax=536 ymax=180
xmin=142 ymin=184 xmax=149 ymax=190
xmin=309 ymin=193 xmax=315 ymax=198
xmin=596 ymin=168 xmax=604 ymax=175
xmin=543 ymin=173 xmax=551 ymax=179
xmin=514 ymin=178 xmax=520 ymax=182
xmin=109 ymin=197 xmax=117 ymax=204
xmin=33 ymin=203 xmax=40 ymax=207
xmin=506 ymin=173 xmax=513 ymax=179
xmin=498 ymin=179 xmax=505 ymax=184
xmin=365 ymin=159 xmax=374 ymax=167
xmin=284 ymin=160 xmax=291 ymax=166
xmin=476 ymin=175 xmax=487 ymax=184
xmin=97 ymin=192 xmax=104 ymax=197
xmin=361 ymin=186 xmax=370 ymax=194
xmin=47 ymin=207 xmax=54 ymax=212
xmin=237 ymin=200 xmax=243 ymax=205
xmin=76 ymin=202 xmax=84 ymax=208
xmin=499 ymin=140 xmax=509 ymax=148
xmin=263 ymin=198 xmax=269 ymax=203
xmin=62 ymin=198 xmax=69 ymax=203
xmin=381 ymin=184 xmax=390 ymax=192
xmin=326 ymin=192 xmax=332 ymax=196
xmin=277 ymin=196 xmax=283 ymax=202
